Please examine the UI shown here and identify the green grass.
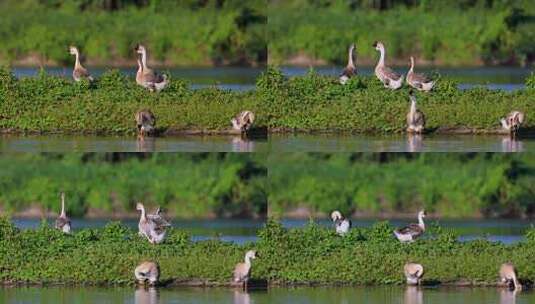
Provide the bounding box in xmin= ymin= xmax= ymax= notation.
xmin=0 ymin=1 xmax=266 ymax=66
xmin=268 ymin=153 xmax=535 ymax=218
xmin=0 ymin=153 xmax=267 ymax=218
xmin=0 ymin=66 xmax=534 ymax=133
xmin=1 ymin=217 xmax=534 ymax=285
xmin=268 ymin=1 xmax=535 ymax=66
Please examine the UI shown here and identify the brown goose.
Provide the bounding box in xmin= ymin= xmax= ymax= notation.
xmin=231 ymin=111 xmax=255 ymax=133
xmin=500 ymin=111 xmax=525 ymax=134
xmin=69 ymin=46 xmax=93 ymax=82
xmin=135 ymin=261 xmax=160 ymax=285
xmin=134 ymin=44 xmax=168 ymax=92
xmin=373 ymin=41 xmax=403 ymax=89
xmin=339 ymin=44 xmax=356 ymax=85
xmin=404 ymin=263 xmax=424 ymax=285
xmin=406 ymin=90 xmax=425 ymax=133
xmin=407 ymin=57 xmax=435 ymax=92
xmin=136 ymin=203 xmax=171 ymax=244
xmin=233 ymin=250 xmax=257 ymax=284
xmin=500 ymin=263 xmax=522 ymax=291
xmin=55 ymin=192 xmax=71 ymax=233
xmin=394 ymin=210 xmax=426 ymax=242
xmin=135 ymin=110 xmax=156 ymax=137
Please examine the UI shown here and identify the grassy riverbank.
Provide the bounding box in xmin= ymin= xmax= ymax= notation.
xmin=268 ymin=0 xmax=535 ymax=66
xmin=268 ymin=153 xmax=535 ymax=219
xmin=0 ymin=0 xmax=266 ymax=66
xmin=0 ymin=67 xmax=534 ymax=133
xmin=0 ymin=154 xmax=267 ymax=218
xmin=1 ymin=217 xmax=534 ymax=286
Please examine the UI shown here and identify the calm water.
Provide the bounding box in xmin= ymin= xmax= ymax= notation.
xmin=1 ymin=133 xmax=534 ymax=152
xmin=1 ymin=286 xmax=533 ymax=304
xmin=282 ymin=218 xmax=534 ymax=244
xmin=12 ymin=218 xmax=263 ymax=244
xmin=282 ymin=66 xmax=532 ymax=91
xmin=12 ymin=67 xmax=261 ymax=91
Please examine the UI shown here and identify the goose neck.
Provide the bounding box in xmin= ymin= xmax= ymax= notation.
xmin=418 ymin=214 xmax=425 ymax=229
xmin=60 ymin=194 xmax=66 ymax=217
xmin=348 ymin=47 xmax=355 ymax=68
xmin=378 ymin=47 xmax=385 ymax=67
xmin=141 ymin=50 xmax=148 ymax=70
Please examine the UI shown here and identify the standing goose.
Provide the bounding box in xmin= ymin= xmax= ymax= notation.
xmin=135 ymin=44 xmax=168 ymax=92
xmin=407 ymin=57 xmax=435 ymax=92
xmin=500 ymin=263 xmax=522 ymax=291
xmin=134 ymin=261 xmax=160 ymax=285
xmin=373 ymin=41 xmax=404 ymax=89
xmin=500 ymin=111 xmax=525 ymax=134
xmin=136 ymin=203 xmax=171 ymax=244
xmin=135 ymin=110 xmax=156 ymax=137
xmin=69 ymin=46 xmax=93 ymax=82
xmin=233 ymin=250 xmax=257 ymax=285
xmin=406 ymin=90 xmax=425 ymax=133
xmin=331 ymin=210 xmax=351 ymax=235
xmin=231 ymin=111 xmax=255 ymax=133
xmin=55 ymin=192 xmax=71 ymax=233
xmin=339 ymin=44 xmax=357 ymax=85
xmin=394 ymin=210 xmax=426 ymax=242
xmin=404 ymin=263 xmax=424 ymax=285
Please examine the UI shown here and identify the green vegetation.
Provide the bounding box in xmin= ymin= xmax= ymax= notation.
xmin=1 ymin=217 xmax=534 ymax=285
xmin=0 ymin=0 xmax=266 ymax=66
xmin=269 ymin=0 xmax=535 ymax=66
xmin=0 ymin=153 xmax=267 ymax=218
xmin=0 ymin=66 xmax=533 ymax=133
xmin=257 ymin=67 xmax=534 ymax=132
xmin=268 ymin=153 xmax=535 ymax=218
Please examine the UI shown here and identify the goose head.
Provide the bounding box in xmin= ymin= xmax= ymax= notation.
xmin=69 ymin=46 xmax=79 ymax=56
xmin=331 ymin=210 xmax=343 ymax=222
xmin=409 ymin=56 xmax=415 ymax=68
xmin=135 ymin=44 xmax=146 ymax=55
xmin=245 ymin=250 xmax=257 ymax=260
xmin=373 ymin=41 xmax=384 ymax=51
xmin=136 ymin=202 xmax=145 ymax=212
xmin=418 ymin=210 xmax=426 ymax=219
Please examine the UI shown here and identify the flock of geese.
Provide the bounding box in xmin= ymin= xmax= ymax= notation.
xmin=330 ymin=209 xmax=524 ymax=291
xmin=53 ymin=194 xmax=524 ymax=291
xmin=68 ymin=44 xmax=255 ymax=137
xmin=339 ymin=41 xmax=526 ymax=135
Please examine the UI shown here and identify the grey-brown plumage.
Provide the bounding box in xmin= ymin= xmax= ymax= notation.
xmin=134 ymin=44 xmax=168 ymax=92
xmin=394 ymin=210 xmax=426 ymax=242
xmin=137 ymin=203 xmax=171 ymax=244
xmin=406 ymin=90 xmax=425 ymax=133
xmin=135 ymin=261 xmax=160 ymax=285
xmin=339 ymin=44 xmax=357 ymax=84
xmin=500 ymin=111 xmax=525 ymax=134
xmin=373 ymin=41 xmax=404 ymax=89
xmin=404 ymin=263 xmax=424 ymax=285
xmin=407 ymin=57 xmax=435 ymax=92
xmin=500 ymin=262 xmax=522 ymax=291
xmin=55 ymin=192 xmax=71 ymax=233
xmin=231 ymin=111 xmax=255 ymax=133
xmin=69 ymin=46 xmax=93 ymax=82
xmin=233 ymin=250 xmax=257 ymax=283
xmin=135 ymin=110 xmax=156 ymax=137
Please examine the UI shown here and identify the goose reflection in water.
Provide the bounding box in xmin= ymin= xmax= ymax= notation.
xmin=232 ymin=136 xmax=255 ymax=152
xmin=407 ymin=134 xmax=423 ymax=152
xmin=501 ymin=136 xmax=523 ymax=152
xmin=137 ymin=136 xmax=156 ymax=152
xmin=500 ymin=289 xmax=518 ymax=304
xmin=233 ymin=290 xmax=251 ymax=304
xmin=135 ymin=287 xmax=159 ymax=304
xmin=404 ymin=286 xmax=423 ymax=304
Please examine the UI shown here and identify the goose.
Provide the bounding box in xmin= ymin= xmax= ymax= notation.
xmin=500 ymin=262 xmax=522 ymax=291
xmin=406 ymin=90 xmax=425 ymax=133
xmin=136 ymin=203 xmax=171 ymax=244
xmin=331 ymin=210 xmax=351 ymax=235
xmin=135 ymin=54 xmax=151 ymax=90
xmin=404 ymin=263 xmax=424 ymax=285
xmin=404 ymin=286 xmax=423 ymax=304
xmin=339 ymin=44 xmax=356 ymax=85
xmin=407 ymin=57 xmax=435 ymax=92
xmin=231 ymin=111 xmax=255 ymax=133
xmin=134 ymin=44 xmax=168 ymax=92
xmin=69 ymin=46 xmax=93 ymax=82
xmin=233 ymin=250 xmax=257 ymax=284
xmin=55 ymin=192 xmax=71 ymax=233
xmin=135 ymin=261 xmax=160 ymax=285
xmin=373 ymin=41 xmax=404 ymax=89
xmin=500 ymin=111 xmax=525 ymax=134
xmin=135 ymin=110 xmax=156 ymax=137
xmin=134 ymin=286 xmax=159 ymax=304
xmin=394 ymin=210 xmax=426 ymax=242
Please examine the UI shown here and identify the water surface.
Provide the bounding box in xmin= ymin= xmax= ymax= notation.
xmin=1 ymin=286 xmax=533 ymax=304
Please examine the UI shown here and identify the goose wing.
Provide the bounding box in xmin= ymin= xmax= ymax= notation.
xmin=73 ymin=67 xmax=91 ymax=80
xmin=411 ymin=72 xmax=432 ymax=84
xmin=55 ymin=216 xmax=70 ymax=229
xmin=380 ymin=66 xmax=402 ymax=81
xmin=339 ymin=66 xmax=356 ymax=78
xmin=396 ymin=224 xmax=423 ymax=236
xmin=143 ymin=69 xmax=165 ymax=84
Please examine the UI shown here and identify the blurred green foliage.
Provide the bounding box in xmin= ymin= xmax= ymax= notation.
xmin=268 ymin=0 xmax=535 ymax=66
xmin=268 ymin=153 xmax=535 ymax=218
xmin=0 ymin=153 xmax=267 ymax=218
xmin=0 ymin=0 xmax=266 ymax=66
